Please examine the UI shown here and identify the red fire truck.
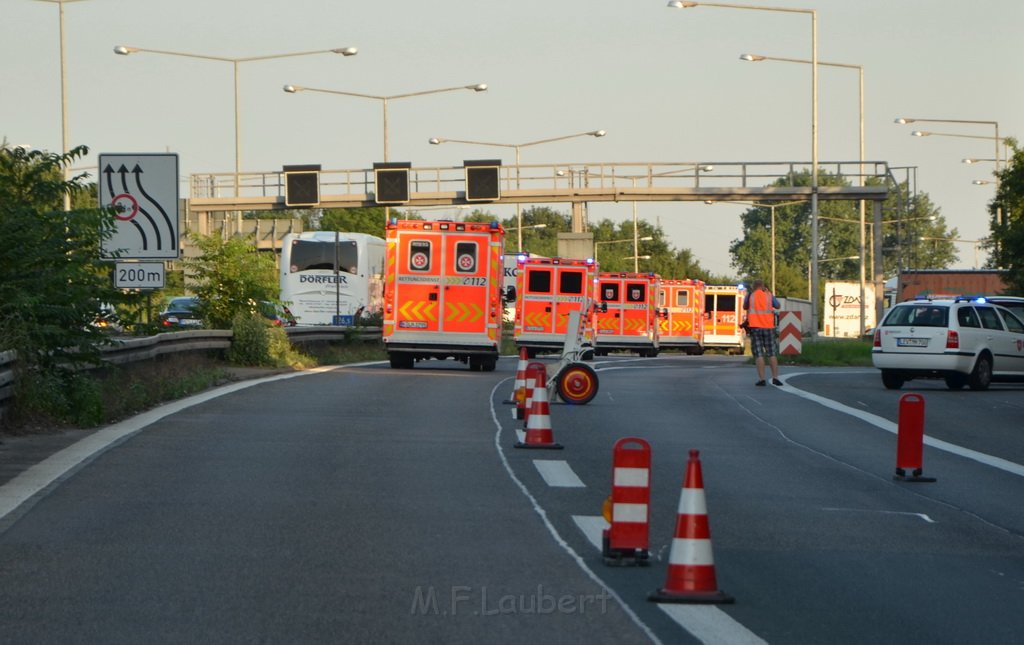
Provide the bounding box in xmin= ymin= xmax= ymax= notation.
xmin=658 ymin=278 xmax=705 ymax=354
xmin=593 ymin=272 xmax=663 ymax=357
xmin=382 ymin=219 xmax=505 ymax=370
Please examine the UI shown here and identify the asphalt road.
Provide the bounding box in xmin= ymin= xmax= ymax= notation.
xmin=1 ymin=354 xmax=1022 ymax=643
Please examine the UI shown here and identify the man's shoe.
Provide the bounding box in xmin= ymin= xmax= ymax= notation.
xmin=772 ymin=378 xmax=783 ymax=386
xmin=755 ymin=380 xmax=767 ymax=386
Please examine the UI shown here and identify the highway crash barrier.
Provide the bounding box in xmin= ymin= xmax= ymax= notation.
xmin=602 ymin=438 xmax=651 ymax=566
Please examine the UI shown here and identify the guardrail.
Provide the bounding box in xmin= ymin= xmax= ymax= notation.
xmin=0 ymin=326 xmax=381 ymax=424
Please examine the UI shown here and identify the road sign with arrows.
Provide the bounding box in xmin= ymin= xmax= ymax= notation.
xmin=98 ymin=153 xmax=179 ymax=259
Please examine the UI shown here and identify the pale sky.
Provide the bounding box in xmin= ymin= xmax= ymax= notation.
xmin=3 ymin=0 xmax=1020 ymax=277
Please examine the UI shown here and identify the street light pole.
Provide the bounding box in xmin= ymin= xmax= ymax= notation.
xmin=37 ymin=0 xmax=90 ymax=210
xmin=428 ymin=130 xmax=606 ymax=251
xmin=287 ymin=83 xmax=488 ymax=162
xmin=116 ymin=45 xmax=357 ymax=197
xmin=594 ymin=237 xmax=652 ymax=263
xmin=896 ymin=117 xmax=1000 ymax=170
xmin=669 ymin=1 xmax=819 ymax=335
xmin=740 ymin=53 xmax=865 ymax=334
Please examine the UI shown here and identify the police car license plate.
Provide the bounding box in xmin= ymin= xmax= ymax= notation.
xmin=897 ymin=337 xmax=928 ymax=348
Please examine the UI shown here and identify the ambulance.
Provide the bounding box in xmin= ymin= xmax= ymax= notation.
xmin=593 ymin=272 xmax=663 ymax=357
xmin=702 ymin=284 xmax=747 ymax=354
xmin=512 ymin=256 xmax=600 ymax=358
xmin=382 ymin=219 xmax=505 ymax=370
xmin=658 ymin=278 xmax=706 ymax=354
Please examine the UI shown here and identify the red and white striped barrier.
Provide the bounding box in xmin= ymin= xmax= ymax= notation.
xmin=778 ymin=311 xmax=802 ymax=355
xmin=649 ymin=449 xmax=733 ymax=604
xmin=603 ymin=438 xmax=651 ymax=565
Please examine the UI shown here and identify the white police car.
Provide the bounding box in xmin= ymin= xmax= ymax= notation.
xmin=871 ymin=297 xmax=1024 ymax=390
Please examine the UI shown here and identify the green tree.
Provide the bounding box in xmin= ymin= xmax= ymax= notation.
xmin=0 ymin=144 xmax=133 ymax=368
xmin=183 ymin=233 xmax=279 ymax=329
xmin=320 ymin=207 xmax=391 ymax=237
xmin=986 ymin=139 xmax=1023 ymax=292
xmin=729 ymin=171 xmax=955 ymax=299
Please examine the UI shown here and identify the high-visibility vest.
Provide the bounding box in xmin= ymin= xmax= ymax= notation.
xmin=746 ymin=289 xmax=775 ymax=328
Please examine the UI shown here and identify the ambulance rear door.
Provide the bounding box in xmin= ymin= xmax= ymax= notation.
xmin=393 ymin=230 xmax=443 ymax=334
xmin=552 ymin=265 xmax=590 ymax=338
xmin=440 ymin=231 xmax=495 ymax=338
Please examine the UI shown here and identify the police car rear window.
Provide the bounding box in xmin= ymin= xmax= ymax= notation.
xmin=884 ymin=305 xmax=947 ymax=327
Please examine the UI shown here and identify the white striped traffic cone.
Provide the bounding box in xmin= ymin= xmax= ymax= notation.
xmin=514 ymin=363 xmax=563 ymax=450
xmin=649 ymin=449 xmax=733 ymax=604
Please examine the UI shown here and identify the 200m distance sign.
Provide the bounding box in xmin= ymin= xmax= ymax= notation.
xmin=99 ymin=153 xmax=180 ymax=259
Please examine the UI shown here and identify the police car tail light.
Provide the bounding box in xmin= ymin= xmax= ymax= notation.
xmin=873 ymin=328 xmax=881 ymax=347
xmin=946 ymin=330 xmax=959 ymax=349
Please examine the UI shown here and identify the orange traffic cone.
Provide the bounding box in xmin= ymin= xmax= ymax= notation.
xmin=506 ymin=348 xmax=529 ymax=417
xmin=514 ymin=364 xmax=563 ymax=450
xmin=649 ymin=449 xmax=733 ymax=604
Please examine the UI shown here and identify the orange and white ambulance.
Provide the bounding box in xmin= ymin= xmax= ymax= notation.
xmin=702 ymin=284 xmax=747 ymax=354
xmin=382 ymin=219 xmax=505 ymax=370
xmin=593 ymin=272 xmax=663 ymax=357
xmin=658 ymin=278 xmax=706 ymax=354
xmin=513 ymin=256 xmax=599 ymax=358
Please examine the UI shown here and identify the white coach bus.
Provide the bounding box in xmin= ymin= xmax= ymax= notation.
xmin=279 ymin=231 xmax=386 ymax=325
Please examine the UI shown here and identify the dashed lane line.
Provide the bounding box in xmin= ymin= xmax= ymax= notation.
xmin=533 ymin=460 xmax=586 ymax=487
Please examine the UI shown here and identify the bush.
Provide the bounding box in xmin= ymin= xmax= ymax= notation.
xmin=228 ymin=313 xmax=272 ymax=366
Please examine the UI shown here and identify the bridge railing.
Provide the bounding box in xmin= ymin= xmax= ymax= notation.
xmin=190 ymin=160 xmax=893 ymax=202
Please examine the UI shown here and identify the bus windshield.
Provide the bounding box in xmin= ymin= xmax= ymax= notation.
xmin=289 ymin=239 xmax=359 ymax=274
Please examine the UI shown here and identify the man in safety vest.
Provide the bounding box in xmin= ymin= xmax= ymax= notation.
xmin=743 ymin=279 xmax=782 ymax=386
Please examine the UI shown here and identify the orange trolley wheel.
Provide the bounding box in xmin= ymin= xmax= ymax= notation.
xmin=556 ymin=362 xmax=599 ymax=405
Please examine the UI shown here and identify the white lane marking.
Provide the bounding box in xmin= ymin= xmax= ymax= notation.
xmin=777 ymin=372 xmax=1024 ymax=479
xmin=0 ymin=366 xmax=347 ymax=523
xmin=572 ymin=515 xmax=609 ymax=551
xmin=822 ymin=507 xmax=936 ymax=523
xmin=659 ymin=605 xmax=769 ymax=645
xmin=488 ymin=382 xmax=662 ymax=644
xmin=573 ymin=515 xmax=767 ymax=645
xmin=533 ymin=460 xmax=586 ymax=488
